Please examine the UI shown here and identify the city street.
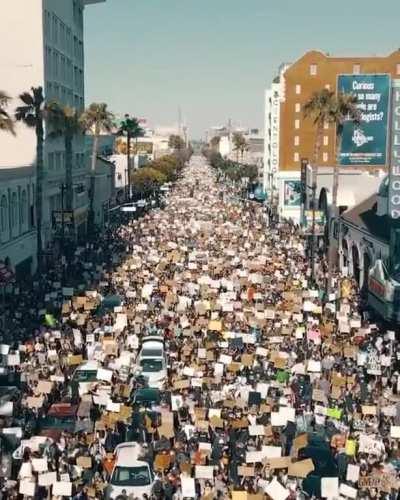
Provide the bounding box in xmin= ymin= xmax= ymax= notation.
xmin=1 ymin=155 xmax=398 ymax=498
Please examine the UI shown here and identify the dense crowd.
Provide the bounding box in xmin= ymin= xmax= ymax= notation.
xmin=0 ymin=156 xmax=399 ymax=499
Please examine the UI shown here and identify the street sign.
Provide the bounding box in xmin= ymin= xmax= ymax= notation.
xmin=302 ymin=210 xmax=326 ymax=236
xmin=52 ymin=210 xmax=74 ymax=226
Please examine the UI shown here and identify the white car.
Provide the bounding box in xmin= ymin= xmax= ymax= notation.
xmin=106 ymin=443 xmax=155 ymax=499
xmin=138 ymin=337 xmax=167 ymax=389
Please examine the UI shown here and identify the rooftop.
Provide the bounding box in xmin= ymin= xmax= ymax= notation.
xmin=0 ymin=167 xmax=34 ymax=182
xmin=341 ymin=193 xmax=391 ymax=242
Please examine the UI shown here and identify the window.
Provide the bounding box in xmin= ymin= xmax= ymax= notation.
xmin=55 ymin=152 xmax=61 ymax=170
xmin=294 ymin=136 xmax=300 ymax=146
xmin=310 ymin=64 xmax=317 ymax=76
xmin=11 ymin=193 xmax=18 ymax=228
xmin=20 ymin=190 xmax=27 ymax=226
xmin=397 ymin=64 xmax=400 ymax=75
xmin=48 ymin=152 xmax=55 ymax=170
xmin=323 ymin=136 xmax=329 ymax=146
xmin=66 ymin=29 xmax=71 ymax=55
xmin=353 ymin=64 xmax=361 ymax=74
xmin=54 ymin=84 xmax=60 ymax=99
xmin=324 ymin=121 xmax=329 ymax=130
xmin=294 ymin=119 xmax=300 ymax=129
xmin=61 ymin=56 xmax=66 ymax=81
xmin=52 ymin=15 xmax=58 ymax=44
xmin=295 ymin=84 xmax=301 ymax=95
xmin=60 ymin=23 xmax=65 ymax=49
xmin=323 ymin=152 xmax=328 ymax=162
xmin=294 ymin=152 xmax=299 ymax=162
xmin=295 ymin=103 xmax=301 ymax=113
xmin=53 ymin=51 xmax=59 ymax=79
xmin=0 ymin=196 xmax=8 ymax=232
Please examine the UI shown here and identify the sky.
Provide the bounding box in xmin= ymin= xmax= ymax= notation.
xmin=85 ymin=0 xmax=400 ymax=139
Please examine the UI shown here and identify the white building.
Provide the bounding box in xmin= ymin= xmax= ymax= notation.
xmin=0 ymin=0 xmax=105 ymax=271
xmin=0 ymin=168 xmax=37 ymax=278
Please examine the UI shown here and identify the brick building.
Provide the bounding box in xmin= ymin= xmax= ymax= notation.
xmin=279 ymin=49 xmax=400 ymax=171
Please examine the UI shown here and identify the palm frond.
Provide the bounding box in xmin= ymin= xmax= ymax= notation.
xmin=19 ymin=92 xmax=34 ymax=106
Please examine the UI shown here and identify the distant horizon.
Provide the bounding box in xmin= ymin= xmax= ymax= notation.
xmin=84 ymin=0 xmax=400 ymax=139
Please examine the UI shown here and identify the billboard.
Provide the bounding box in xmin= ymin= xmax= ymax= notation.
xmin=283 ymin=180 xmax=301 ymax=207
xmin=338 ymin=74 xmax=390 ymax=166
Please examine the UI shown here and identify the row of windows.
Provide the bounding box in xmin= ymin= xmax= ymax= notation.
xmin=48 ymin=152 xmax=85 ymax=171
xmin=45 ymin=46 xmax=84 ymax=93
xmin=293 ymin=151 xmax=329 ymax=163
xmin=44 ymin=11 xmax=84 ymax=63
xmin=0 ymin=191 xmax=29 ymax=234
xmin=307 ymin=63 xmax=400 ymax=77
xmin=46 ymin=82 xmax=84 ymax=109
xmin=293 ymin=135 xmax=329 ymax=146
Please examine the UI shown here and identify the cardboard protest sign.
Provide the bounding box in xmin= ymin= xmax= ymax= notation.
xmin=19 ymin=481 xmax=36 ymax=497
xmin=265 ymin=478 xmax=289 ymax=500
xmin=67 ymin=354 xmax=83 ymax=366
xmin=287 ymin=459 xmax=314 ymax=478
xmin=195 ymin=465 xmax=214 ymax=479
xmin=77 ymin=456 xmax=92 ymax=468
xmin=238 ymin=466 xmax=255 ymax=477
xmin=53 ymin=481 xmax=72 ymax=496
xmin=321 ymin=477 xmax=338 ymax=498
xmin=32 ymin=458 xmax=48 ymax=472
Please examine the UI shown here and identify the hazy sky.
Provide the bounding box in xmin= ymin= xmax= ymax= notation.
xmin=84 ymin=0 xmax=400 ymax=139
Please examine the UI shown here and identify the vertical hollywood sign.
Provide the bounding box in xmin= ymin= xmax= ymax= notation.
xmin=271 ymin=97 xmax=280 ymax=172
xmin=389 ymin=81 xmax=400 ymax=219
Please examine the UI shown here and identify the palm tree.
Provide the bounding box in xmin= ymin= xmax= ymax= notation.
xmin=232 ymin=132 xmax=246 ymax=164
xmin=303 ymin=88 xmax=336 ymax=282
xmin=116 ymin=115 xmax=144 ymax=197
xmin=80 ymin=103 xmax=114 ymax=236
xmin=0 ymin=92 xmax=15 ymax=135
xmin=210 ymin=136 xmax=220 ymax=152
xmin=327 ymin=92 xmax=360 ymax=291
xmin=15 ymin=87 xmax=45 ymax=270
xmin=46 ymin=101 xmax=83 ymax=210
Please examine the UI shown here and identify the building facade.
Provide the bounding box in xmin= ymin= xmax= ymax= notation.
xmin=0 ymin=0 xmax=105 ymax=273
xmin=0 ymin=169 xmax=37 ymax=279
xmin=264 ymin=50 xmax=400 ymax=222
xmin=279 ymin=50 xmax=400 ymax=172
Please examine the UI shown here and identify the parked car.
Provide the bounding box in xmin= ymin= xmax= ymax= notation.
xmin=37 ymin=403 xmax=78 ymax=440
xmin=138 ymin=338 xmax=167 ymax=389
xmin=106 ymin=442 xmax=155 ymax=499
xmin=69 ymin=360 xmax=100 ymax=399
xmin=132 ymin=388 xmax=161 ymax=407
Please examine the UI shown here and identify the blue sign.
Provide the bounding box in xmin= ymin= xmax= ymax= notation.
xmin=338 ymin=74 xmax=390 ymax=166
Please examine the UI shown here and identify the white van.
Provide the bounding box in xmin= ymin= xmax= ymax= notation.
xmin=106 ymin=443 xmax=155 ymax=499
xmin=138 ymin=337 xmax=167 ymax=389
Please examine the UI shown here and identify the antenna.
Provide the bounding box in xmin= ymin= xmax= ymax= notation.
xmin=178 ymin=106 xmax=182 ymax=137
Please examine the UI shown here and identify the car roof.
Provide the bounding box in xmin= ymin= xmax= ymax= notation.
xmin=142 ymin=336 xmax=164 ymax=344
xmin=115 ymin=443 xmax=148 ymax=467
xmin=140 ymin=341 xmax=164 ymax=351
xmin=76 ymin=361 xmax=99 ymax=371
xmin=47 ymin=403 xmax=78 ymax=417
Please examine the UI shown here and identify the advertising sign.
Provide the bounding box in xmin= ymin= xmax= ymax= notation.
xmin=283 ymin=180 xmax=301 ymax=207
xmin=389 ymin=80 xmax=400 ymax=219
xmin=303 ymin=210 xmax=326 ymax=236
xmin=338 ymin=74 xmax=390 ymax=166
